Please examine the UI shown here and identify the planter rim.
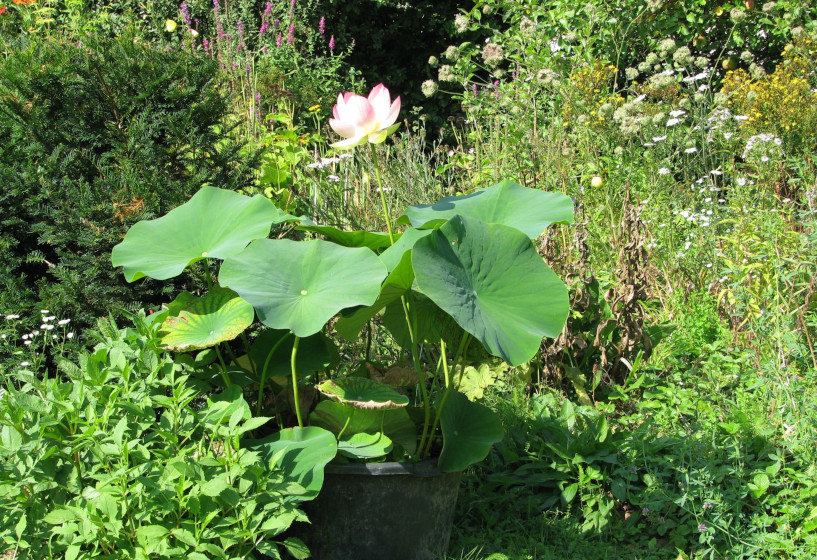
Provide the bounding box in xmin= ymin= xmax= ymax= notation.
xmin=325 ymin=458 xmax=451 ymax=477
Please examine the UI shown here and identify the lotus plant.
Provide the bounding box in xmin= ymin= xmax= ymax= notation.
xmin=111 ymin=83 xmax=573 ymax=474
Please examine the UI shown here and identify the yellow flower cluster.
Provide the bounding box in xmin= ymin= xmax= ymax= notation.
xmin=720 ymin=37 xmax=817 ymax=152
xmin=561 ymin=61 xmax=618 ymax=126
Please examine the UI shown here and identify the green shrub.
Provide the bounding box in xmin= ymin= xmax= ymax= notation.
xmin=0 ymin=30 xmax=259 ymax=335
xmin=0 ymin=313 xmax=311 ymax=559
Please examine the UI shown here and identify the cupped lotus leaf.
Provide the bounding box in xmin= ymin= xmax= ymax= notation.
xmin=249 ymin=426 xmax=337 ymax=501
xmin=309 ymin=400 xmax=417 ymax=455
xmin=316 ymin=378 xmax=408 ymax=409
xmin=438 ymin=390 xmax=504 ymax=473
xmin=219 ymin=239 xmax=387 ymax=337
xmin=249 ymin=329 xmax=335 ymax=382
xmin=398 ymin=180 xmax=574 ymax=239
xmin=112 ymin=186 xmax=298 ymax=281
xmin=412 ymin=215 xmax=569 ymax=366
xmin=297 ymin=225 xmax=394 ymax=251
xmin=335 ymin=251 xmax=414 ymax=341
xmin=158 ymin=286 xmax=254 ymax=351
xmin=337 ymin=432 xmax=393 ymax=459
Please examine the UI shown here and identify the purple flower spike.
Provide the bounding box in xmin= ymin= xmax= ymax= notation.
xmin=319 ymin=16 xmax=325 ymax=35
xmin=328 ymin=35 xmax=335 ymax=51
xmin=180 ymin=1 xmax=191 ymax=26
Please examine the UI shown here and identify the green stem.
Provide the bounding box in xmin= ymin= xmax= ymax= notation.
xmin=291 ymin=336 xmax=303 ymax=428
xmin=423 ymin=334 xmax=471 ymax=457
xmin=370 ymin=144 xmax=395 ymax=245
xmin=337 ymin=410 xmax=354 ymax=440
xmin=256 ymin=332 xmax=293 ymax=417
xmin=368 ymin=140 xmax=431 ymax=457
xmin=203 ymin=260 xmax=213 ymax=289
xmin=214 ymin=346 xmax=231 ymax=387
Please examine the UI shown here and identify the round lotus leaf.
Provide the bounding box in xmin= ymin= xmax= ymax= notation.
xmin=248 ymin=426 xmax=337 ymax=500
xmin=438 ymin=390 xmax=504 ymax=473
xmin=412 ymin=215 xmax=569 ymax=366
xmin=337 ymin=432 xmax=394 ymax=459
xmin=219 ymin=238 xmax=387 ymax=337
xmin=159 ymin=286 xmax=254 ymax=351
xmin=112 ymin=186 xmax=298 ymax=281
xmin=398 ymin=180 xmax=574 ymax=239
xmin=316 ymin=378 xmax=409 ymax=410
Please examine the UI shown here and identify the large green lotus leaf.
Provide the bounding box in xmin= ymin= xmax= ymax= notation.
xmin=249 ymin=329 xmax=335 ymax=381
xmin=249 ymin=426 xmax=337 ymax=501
xmin=337 ymin=432 xmax=393 ymax=459
xmin=378 ymin=228 xmax=433 ymax=272
xmin=381 ymin=291 xmax=463 ymax=348
xmin=398 ymin=180 xmax=574 ymax=239
xmin=158 ymin=286 xmax=254 ymax=351
xmin=412 ymin=215 xmax=569 ymax=366
xmin=112 ymin=186 xmax=297 ymax=281
xmin=334 ymin=251 xmax=414 ymax=341
xmin=297 ymin=225 xmax=394 ymax=251
xmin=316 ymin=378 xmax=408 ymax=409
xmin=438 ymin=390 xmax=504 ymax=473
xmin=309 ymin=400 xmax=417 ymax=455
xmin=219 ymin=239 xmax=387 ymax=337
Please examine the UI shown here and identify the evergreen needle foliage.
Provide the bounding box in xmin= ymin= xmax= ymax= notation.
xmin=0 ymin=30 xmax=259 ymax=333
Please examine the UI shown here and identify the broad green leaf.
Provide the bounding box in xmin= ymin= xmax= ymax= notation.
xmin=335 ymin=250 xmax=414 ymax=341
xmin=412 ymin=215 xmax=568 ymax=366
xmin=381 ymin=291 xmax=462 ymax=348
xmin=43 ymin=508 xmax=76 ymax=524
xmin=749 ymin=473 xmax=771 ymax=498
xmin=259 ymin=511 xmax=301 ymax=535
xmin=172 ymin=528 xmax=198 ymax=547
xmin=200 ymin=476 xmax=231 ymax=497
xmin=438 ymin=391 xmax=504 ymax=472
xmin=316 ymin=378 xmax=408 ymax=409
xmin=378 ymin=228 xmax=433 ymax=271
xmin=309 ymin=400 xmax=417 ymax=455
xmin=238 ymin=416 xmax=272 ymax=434
xmin=136 ymin=524 xmax=170 ymax=544
xmin=561 ymin=482 xmax=579 ymax=505
xmin=219 ymin=239 xmax=387 ymax=337
xmin=250 ymin=426 xmax=337 ymax=500
xmin=337 ymin=431 xmax=393 ymax=459
xmin=159 ymin=286 xmax=254 ymax=351
xmin=282 ymin=537 xmax=311 ymax=560
xmin=452 ymin=363 xmax=498 ymax=400
xmin=297 ymin=224 xmax=394 ymax=251
xmin=112 ymin=186 xmax=295 ymax=281
xmin=398 ymin=180 xmax=574 ymax=238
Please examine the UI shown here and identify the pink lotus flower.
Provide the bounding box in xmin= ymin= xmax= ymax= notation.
xmin=329 ymin=84 xmax=401 ymax=149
